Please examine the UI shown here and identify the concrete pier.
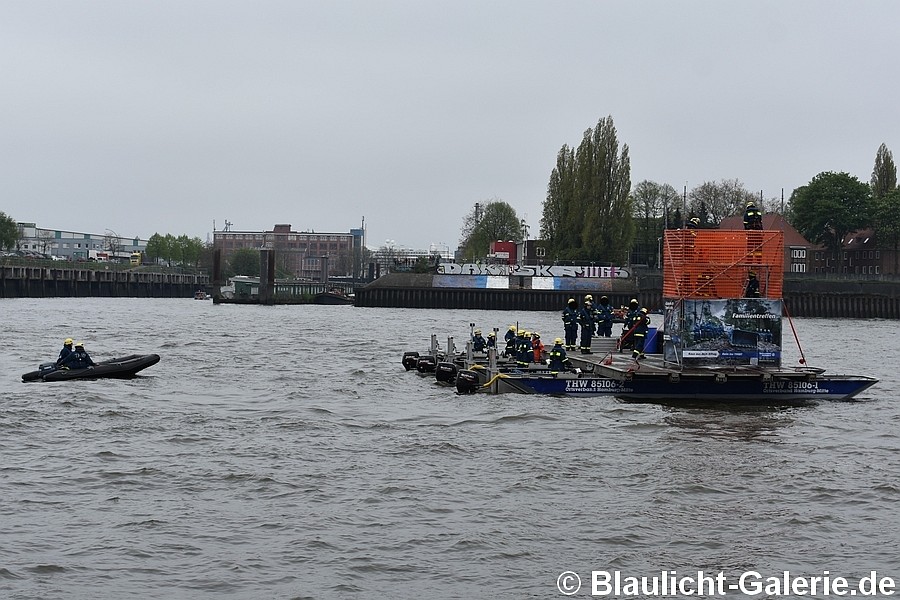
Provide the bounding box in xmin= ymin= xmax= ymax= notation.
xmin=0 ymin=265 xmax=209 ymax=299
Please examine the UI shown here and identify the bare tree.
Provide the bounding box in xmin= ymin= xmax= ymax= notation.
xmin=688 ymin=179 xmax=758 ymax=226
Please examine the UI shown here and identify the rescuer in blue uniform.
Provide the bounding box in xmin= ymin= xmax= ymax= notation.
xmin=631 ymin=308 xmax=650 ymax=360
xmin=486 ymin=332 xmax=496 ymax=350
xmin=745 ymin=271 xmax=761 ymax=298
xmin=548 ymin=338 xmax=572 ymax=373
xmin=515 ymin=330 xmax=533 ymax=367
xmin=595 ymin=295 xmax=614 ymax=338
xmin=620 ymin=298 xmax=641 ymax=352
xmin=743 ymin=201 xmax=763 ymax=230
xmin=561 ymin=298 xmax=579 ymax=351
xmin=472 ymin=329 xmax=487 ymax=352
xmin=504 ymin=325 xmax=517 ymax=357
xmin=56 ymin=338 xmax=74 ymax=366
xmin=578 ymin=296 xmax=595 ymax=354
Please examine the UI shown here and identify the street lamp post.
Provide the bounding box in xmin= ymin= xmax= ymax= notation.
xmin=657 ymin=237 xmax=662 ymax=271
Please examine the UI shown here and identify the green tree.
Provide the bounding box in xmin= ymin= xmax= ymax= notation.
xmin=787 ymin=171 xmax=872 ymax=257
xmin=0 ymin=212 xmax=19 ymax=251
xmin=872 ymin=188 xmax=900 ymax=273
xmin=227 ymin=247 xmax=261 ymax=277
xmin=173 ymin=235 xmax=204 ymax=267
xmin=571 ymin=116 xmax=633 ymax=262
xmin=539 ymin=145 xmax=576 ymax=257
xmin=540 ymin=116 xmax=632 ymax=263
xmin=459 ymin=199 xmax=520 ymax=259
xmin=871 ymin=143 xmax=897 ymax=200
xmin=145 ymin=233 xmax=165 ymax=265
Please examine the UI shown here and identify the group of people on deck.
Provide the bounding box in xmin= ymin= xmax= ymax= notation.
xmin=564 ymin=296 xmax=651 ymax=361
xmin=55 ymin=338 xmax=95 ymax=370
xmin=469 ymin=326 xmax=573 ymax=373
xmin=466 ymin=201 xmax=766 ymax=370
xmin=562 ymin=294 xmax=615 ymax=354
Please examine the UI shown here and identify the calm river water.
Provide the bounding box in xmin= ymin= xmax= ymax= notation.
xmin=2 ymin=298 xmax=899 ymax=599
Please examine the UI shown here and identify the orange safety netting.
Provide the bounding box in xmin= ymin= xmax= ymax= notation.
xmin=662 ymin=229 xmax=784 ymax=299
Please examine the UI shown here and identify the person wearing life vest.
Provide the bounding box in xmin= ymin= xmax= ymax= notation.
xmin=578 ymin=296 xmax=596 ymax=354
xmin=503 ymin=325 xmax=517 ymax=357
xmin=745 ymin=271 xmax=761 ymax=298
xmin=561 ymin=298 xmax=579 ymax=351
xmin=631 ymin=308 xmax=651 ymax=360
xmin=743 ymin=201 xmax=763 ymax=230
xmin=595 ymin=295 xmax=614 ymax=338
xmin=486 ymin=331 xmax=496 ymax=350
xmin=516 ymin=330 xmax=533 ymax=367
xmin=472 ymin=329 xmax=487 ymax=352
xmin=531 ymin=332 xmax=545 ymax=363
xmin=621 ymin=298 xmax=641 ymax=351
xmin=548 ymin=338 xmax=572 ymax=373
xmin=56 ymin=338 xmax=74 ymax=366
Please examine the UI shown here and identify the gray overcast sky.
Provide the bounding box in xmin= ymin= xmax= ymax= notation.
xmin=2 ymin=1 xmax=898 ymax=251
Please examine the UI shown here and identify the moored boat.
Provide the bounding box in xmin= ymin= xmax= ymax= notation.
xmin=406 ymin=229 xmax=878 ymax=404
xmin=313 ymin=289 xmax=354 ymax=305
xmin=453 ymin=351 xmax=877 ymax=402
xmin=22 ymin=354 xmax=161 ymax=382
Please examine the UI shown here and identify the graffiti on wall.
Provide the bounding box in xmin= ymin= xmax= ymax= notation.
xmin=437 ymin=263 xmax=629 ymax=278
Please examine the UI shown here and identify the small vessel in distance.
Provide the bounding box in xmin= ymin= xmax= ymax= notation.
xmin=22 ymin=354 xmax=161 ymax=382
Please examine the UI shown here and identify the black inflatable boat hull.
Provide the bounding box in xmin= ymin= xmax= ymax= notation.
xmin=22 ymin=354 xmax=161 ymax=382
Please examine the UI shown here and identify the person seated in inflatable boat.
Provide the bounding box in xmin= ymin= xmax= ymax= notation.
xmin=56 ymin=338 xmax=75 ymax=366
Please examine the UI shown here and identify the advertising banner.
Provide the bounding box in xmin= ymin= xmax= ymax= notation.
xmin=663 ymin=298 xmax=783 ymax=366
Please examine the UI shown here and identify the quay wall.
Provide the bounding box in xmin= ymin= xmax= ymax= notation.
xmin=0 ymin=265 xmax=209 ymax=299
xmin=355 ymin=273 xmax=900 ymax=319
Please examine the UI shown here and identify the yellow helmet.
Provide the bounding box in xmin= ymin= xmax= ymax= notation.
xmin=555 ymin=337 xmax=563 ymax=345
xmin=64 ymin=338 xmax=74 ymax=345
xmin=518 ymin=329 xmax=526 ymax=335
xmin=75 ymin=341 xmax=85 ymax=348
xmin=532 ymin=332 xmax=540 ymax=338
xmin=585 ymin=294 xmax=593 ymax=301
xmin=488 ymin=332 xmax=495 ymax=337
xmin=509 ymin=325 xmax=516 ymax=331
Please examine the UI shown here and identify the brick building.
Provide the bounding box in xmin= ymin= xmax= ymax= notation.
xmin=213 ymin=224 xmax=366 ymax=280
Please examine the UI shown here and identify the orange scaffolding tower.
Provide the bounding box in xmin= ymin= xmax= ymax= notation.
xmin=662 ymin=229 xmax=784 ymax=299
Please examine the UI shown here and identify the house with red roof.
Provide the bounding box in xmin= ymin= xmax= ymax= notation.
xmin=718 ymin=213 xmax=822 ymax=275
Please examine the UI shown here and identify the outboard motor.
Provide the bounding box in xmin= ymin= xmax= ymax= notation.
xmin=455 ymin=369 xmax=481 ymax=394
xmin=416 ymin=355 xmax=437 ymax=373
xmin=435 ymin=361 xmax=458 ymax=384
xmin=402 ymin=351 xmax=420 ymax=371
